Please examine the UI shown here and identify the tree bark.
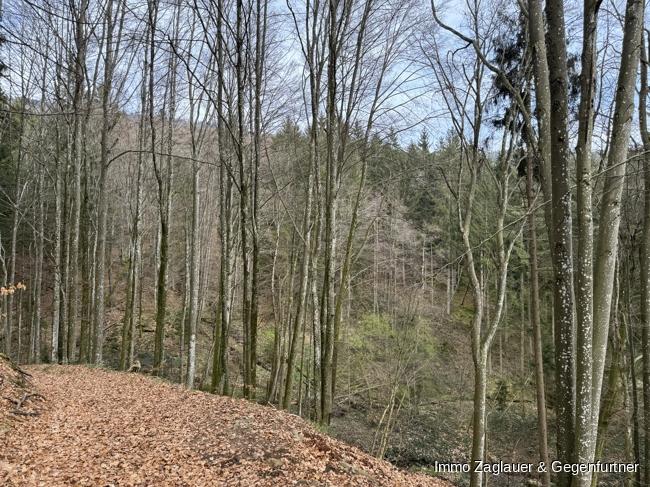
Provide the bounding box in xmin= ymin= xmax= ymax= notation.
xmin=544 ymin=2 xmax=576 ymax=482
xmin=526 ymin=151 xmax=551 ymax=487
xmin=588 ymin=1 xmax=643 ymax=478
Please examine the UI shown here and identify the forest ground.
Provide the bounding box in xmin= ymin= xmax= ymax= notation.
xmin=0 ymin=363 xmax=453 ymax=486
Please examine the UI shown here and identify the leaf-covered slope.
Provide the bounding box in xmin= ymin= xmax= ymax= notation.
xmin=0 ymin=365 xmax=452 ymax=486
xmin=0 ymin=354 xmax=44 ymax=426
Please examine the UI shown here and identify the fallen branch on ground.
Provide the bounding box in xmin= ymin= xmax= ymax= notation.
xmin=4 ymin=392 xmax=45 ymax=417
xmin=10 ymin=409 xmax=40 ymax=416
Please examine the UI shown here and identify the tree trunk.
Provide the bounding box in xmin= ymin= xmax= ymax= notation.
xmin=544 ymin=2 xmax=576 ymax=481
xmin=186 ymin=160 xmax=200 ymax=388
xmin=526 ymin=151 xmax=551 ymax=487
xmin=587 ymin=1 xmax=643 ymax=479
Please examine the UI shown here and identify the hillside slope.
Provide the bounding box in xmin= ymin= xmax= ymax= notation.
xmin=0 ymin=365 xmax=452 ymax=486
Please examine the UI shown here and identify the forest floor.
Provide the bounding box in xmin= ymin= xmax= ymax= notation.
xmin=0 ymin=364 xmax=453 ymax=486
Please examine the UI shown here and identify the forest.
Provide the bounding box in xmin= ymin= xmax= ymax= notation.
xmin=0 ymin=0 xmax=649 ymax=485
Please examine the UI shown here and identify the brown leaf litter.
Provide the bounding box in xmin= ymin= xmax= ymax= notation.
xmin=0 ymin=365 xmax=453 ymax=486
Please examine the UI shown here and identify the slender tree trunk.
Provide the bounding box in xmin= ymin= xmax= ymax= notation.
xmin=592 ymin=265 xmax=623 ymax=486
xmin=67 ymin=0 xmax=88 ymax=365
xmin=624 ymin=306 xmax=642 ymax=486
xmin=587 ymin=2 xmax=643 ymax=478
xmin=93 ymin=0 xmax=123 ymax=364
xmin=282 ymin=92 xmax=316 ymax=410
xmin=639 ymin=28 xmax=650 ymax=487
xmin=30 ymin=165 xmax=44 ymax=363
xmin=51 ymin=142 xmax=63 ymax=364
xmin=186 ymin=160 xmax=200 ymax=388
xmin=470 ymin=355 xmax=487 ymax=487
xmin=526 ymin=151 xmax=551 ymax=487
xmin=120 ymin=74 xmax=145 ymax=370
xmin=152 ymin=0 xmax=176 ymax=377
xmin=573 ymin=0 xmax=599 ymax=470
xmin=520 ymin=271 xmax=525 ymax=375
xmin=247 ymin=0 xmax=267 ymax=396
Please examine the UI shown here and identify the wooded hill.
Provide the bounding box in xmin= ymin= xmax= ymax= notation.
xmin=2 ymin=0 xmax=650 ymax=486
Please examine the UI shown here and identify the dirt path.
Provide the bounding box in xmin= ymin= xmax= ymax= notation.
xmin=0 ymin=365 xmax=451 ymax=486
